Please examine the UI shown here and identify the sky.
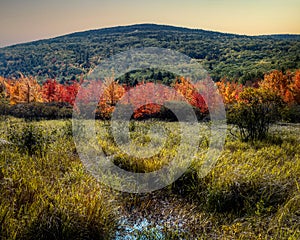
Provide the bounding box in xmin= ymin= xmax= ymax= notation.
xmin=0 ymin=0 xmax=300 ymax=47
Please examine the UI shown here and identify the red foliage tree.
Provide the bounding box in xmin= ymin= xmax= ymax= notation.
xmin=42 ymin=79 xmax=61 ymax=102
xmin=42 ymin=79 xmax=79 ymax=105
xmin=124 ymin=82 xmax=166 ymax=119
xmin=173 ymin=77 xmax=208 ymax=113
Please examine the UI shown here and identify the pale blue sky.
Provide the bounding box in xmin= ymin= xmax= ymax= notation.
xmin=0 ymin=0 xmax=299 ymax=47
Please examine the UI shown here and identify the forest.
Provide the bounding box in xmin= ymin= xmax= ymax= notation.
xmin=0 ymin=24 xmax=299 ymax=83
xmin=0 ymin=69 xmax=299 ymax=124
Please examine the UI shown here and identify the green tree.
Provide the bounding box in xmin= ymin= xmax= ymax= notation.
xmin=124 ymin=72 xmax=131 ymax=86
xmin=0 ymin=77 xmax=6 ymax=103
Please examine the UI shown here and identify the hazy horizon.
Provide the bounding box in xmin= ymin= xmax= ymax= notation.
xmin=1 ymin=0 xmax=300 ymax=48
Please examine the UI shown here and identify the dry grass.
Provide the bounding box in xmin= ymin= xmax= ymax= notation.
xmin=0 ymin=117 xmax=299 ymax=239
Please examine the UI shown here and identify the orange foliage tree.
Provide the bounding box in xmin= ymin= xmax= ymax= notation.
xmin=75 ymin=80 xmax=103 ymax=105
xmin=290 ymin=70 xmax=300 ymax=104
xmin=4 ymin=76 xmax=43 ymax=105
xmin=98 ymin=77 xmax=125 ymax=118
xmin=1 ymin=68 xmax=299 ymax=121
xmin=259 ymin=70 xmax=294 ymax=104
xmin=216 ymin=78 xmax=243 ymax=104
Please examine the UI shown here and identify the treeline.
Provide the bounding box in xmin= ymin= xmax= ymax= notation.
xmin=0 ymin=75 xmax=208 ymax=120
xmin=0 ymin=70 xmax=300 ymax=126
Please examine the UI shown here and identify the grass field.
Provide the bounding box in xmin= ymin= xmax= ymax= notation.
xmin=0 ymin=117 xmax=299 ymax=239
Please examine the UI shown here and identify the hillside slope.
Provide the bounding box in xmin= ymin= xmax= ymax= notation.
xmin=0 ymin=23 xmax=299 ymax=82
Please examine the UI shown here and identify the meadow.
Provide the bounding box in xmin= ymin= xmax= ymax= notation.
xmin=0 ymin=116 xmax=299 ymax=239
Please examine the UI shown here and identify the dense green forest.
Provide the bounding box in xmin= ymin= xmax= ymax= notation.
xmin=0 ymin=24 xmax=299 ymax=83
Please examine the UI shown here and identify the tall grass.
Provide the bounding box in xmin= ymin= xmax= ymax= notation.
xmin=0 ymin=118 xmax=116 ymax=240
xmin=0 ymin=117 xmax=299 ymax=239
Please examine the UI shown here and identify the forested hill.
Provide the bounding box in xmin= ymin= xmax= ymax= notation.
xmin=0 ymin=23 xmax=299 ymax=83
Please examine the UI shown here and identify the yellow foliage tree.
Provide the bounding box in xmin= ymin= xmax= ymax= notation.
xmin=4 ymin=75 xmax=43 ymax=105
xmin=98 ymin=76 xmax=125 ymax=118
xmin=216 ymin=78 xmax=243 ymax=104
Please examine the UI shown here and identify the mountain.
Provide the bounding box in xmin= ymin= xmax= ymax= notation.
xmin=0 ymin=23 xmax=299 ymax=83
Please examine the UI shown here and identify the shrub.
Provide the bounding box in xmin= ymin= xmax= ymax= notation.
xmin=7 ymin=123 xmax=49 ymax=155
xmin=0 ymin=102 xmax=10 ymax=116
xmin=7 ymin=102 xmax=73 ymax=120
xmin=228 ymin=87 xmax=283 ymax=141
xmin=281 ymin=104 xmax=300 ymax=123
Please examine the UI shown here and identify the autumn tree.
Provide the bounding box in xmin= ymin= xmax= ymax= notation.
xmin=42 ymin=79 xmax=79 ymax=105
xmin=216 ymin=78 xmax=243 ymax=104
xmin=173 ymin=77 xmax=208 ymax=114
xmin=4 ymin=76 xmax=43 ymax=105
xmin=42 ymin=79 xmax=64 ymax=103
xmin=74 ymin=80 xmax=104 ymax=118
xmin=59 ymin=81 xmax=80 ymax=105
xmin=75 ymin=80 xmax=103 ymax=105
xmin=98 ymin=77 xmax=125 ymax=119
xmin=290 ymin=70 xmax=300 ymax=104
xmin=259 ymin=70 xmax=294 ymax=104
xmin=125 ymin=82 xmax=166 ymax=119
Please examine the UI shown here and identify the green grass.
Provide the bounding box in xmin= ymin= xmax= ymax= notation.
xmin=0 ymin=117 xmax=299 ymax=239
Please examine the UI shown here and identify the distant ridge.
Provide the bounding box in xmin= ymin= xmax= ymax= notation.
xmin=0 ymin=23 xmax=299 ymax=82
xmin=11 ymin=23 xmax=300 ymax=46
xmin=64 ymin=24 xmax=227 ymax=37
xmin=24 ymin=23 xmax=300 ymax=43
